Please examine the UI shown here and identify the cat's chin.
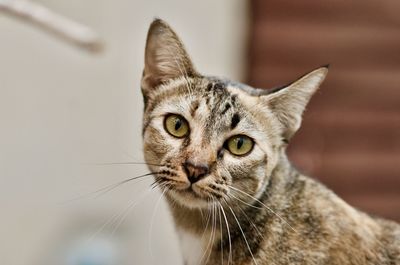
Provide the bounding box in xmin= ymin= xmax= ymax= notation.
xmin=166 ymin=188 xmax=213 ymax=209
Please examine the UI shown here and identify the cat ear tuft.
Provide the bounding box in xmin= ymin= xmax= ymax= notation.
xmin=141 ymin=19 xmax=197 ymax=94
xmin=264 ymin=66 xmax=328 ymax=140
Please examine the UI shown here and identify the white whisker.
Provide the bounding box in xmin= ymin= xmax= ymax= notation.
xmin=61 ymin=172 xmax=157 ymax=204
xmin=218 ymin=205 xmax=224 ymax=265
xmin=235 ymin=203 xmax=265 ymax=240
xmin=228 ymin=205 xmax=258 ymax=265
xmin=85 ymin=187 xmax=154 ymax=244
xmin=197 ymin=201 xmax=213 ymax=265
xmin=219 ymin=201 xmax=232 ymax=265
xmin=228 ymin=185 xmax=297 ymax=233
xmin=110 ymin=188 xmax=155 ymax=237
xmin=148 ymin=188 xmax=168 ymax=262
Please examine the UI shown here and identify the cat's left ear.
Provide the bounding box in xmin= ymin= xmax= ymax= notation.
xmin=141 ymin=19 xmax=198 ymax=94
xmin=262 ymin=66 xmax=329 ymax=141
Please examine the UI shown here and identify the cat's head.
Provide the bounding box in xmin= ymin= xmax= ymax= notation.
xmin=141 ymin=19 xmax=328 ymax=209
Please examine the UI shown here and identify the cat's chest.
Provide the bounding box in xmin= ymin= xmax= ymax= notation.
xmin=177 ymin=228 xmax=207 ymax=265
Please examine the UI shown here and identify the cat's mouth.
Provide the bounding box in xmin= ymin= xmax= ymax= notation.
xmin=165 ymin=182 xmax=216 ymax=208
xmin=176 ymin=186 xmax=203 ymax=199
xmin=154 ymin=167 xmax=226 ymax=208
xmin=173 ymin=183 xmax=206 ymax=198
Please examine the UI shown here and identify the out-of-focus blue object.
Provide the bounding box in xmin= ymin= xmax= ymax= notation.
xmin=65 ymin=236 xmax=119 ymax=265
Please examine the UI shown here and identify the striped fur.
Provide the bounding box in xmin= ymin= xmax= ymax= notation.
xmin=141 ymin=19 xmax=400 ymax=265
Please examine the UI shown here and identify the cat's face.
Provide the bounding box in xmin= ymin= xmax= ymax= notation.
xmin=141 ymin=19 xmax=328 ymax=209
xmin=142 ymin=76 xmax=281 ymax=208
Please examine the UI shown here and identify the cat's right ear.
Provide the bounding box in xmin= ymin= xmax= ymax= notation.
xmin=262 ymin=66 xmax=328 ymax=141
xmin=141 ymin=19 xmax=197 ymax=95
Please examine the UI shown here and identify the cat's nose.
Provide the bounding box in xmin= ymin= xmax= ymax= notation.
xmin=183 ymin=160 xmax=209 ymax=184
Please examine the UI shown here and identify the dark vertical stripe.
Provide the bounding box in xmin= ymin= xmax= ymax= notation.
xmin=231 ymin=113 xmax=241 ymax=129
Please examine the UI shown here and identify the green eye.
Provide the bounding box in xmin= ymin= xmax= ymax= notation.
xmin=164 ymin=114 xmax=189 ymax=138
xmin=225 ymin=135 xmax=254 ymax=156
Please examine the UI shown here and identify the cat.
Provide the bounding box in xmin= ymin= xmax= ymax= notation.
xmin=140 ymin=19 xmax=400 ymax=265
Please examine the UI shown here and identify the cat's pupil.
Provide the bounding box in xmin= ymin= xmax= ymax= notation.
xmin=237 ymin=137 xmax=244 ymax=149
xmin=175 ymin=119 xmax=182 ymax=130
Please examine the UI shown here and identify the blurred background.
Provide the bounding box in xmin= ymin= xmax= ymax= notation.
xmin=0 ymin=0 xmax=398 ymax=265
xmin=248 ymin=0 xmax=400 ymax=222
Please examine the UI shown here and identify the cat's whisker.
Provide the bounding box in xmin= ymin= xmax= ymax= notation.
xmin=199 ymin=204 xmax=212 ymax=265
xmin=199 ymin=207 xmax=204 ymax=220
xmin=205 ymin=201 xmax=218 ymax=265
xmin=235 ymin=203 xmax=265 ymax=240
xmin=213 ymin=203 xmax=219 ymax=262
xmin=89 ymin=161 xmax=163 ymax=167
xmin=148 ymin=188 xmax=169 ymax=262
xmin=110 ymin=188 xmax=155 ymax=237
xmin=197 ymin=203 xmax=211 ymax=265
xmin=228 ymin=205 xmax=259 ymax=265
xmin=198 ymin=198 xmax=213 ymax=255
xmin=85 ymin=186 xmax=155 ymax=244
xmin=150 ymin=178 xmax=162 ymax=190
xmin=218 ymin=201 xmax=232 ymax=265
xmin=150 ymin=178 xmax=170 ymax=191
xmin=92 ymin=174 xmax=156 ymax=200
xmin=199 ymin=198 xmax=217 ymax=265
xmin=228 ymin=191 xmax=263 ymax=210
xmin=61 ymin=172 xmax=159 ymax=204
xmin=218 ymin=205 xmax=224 ymax=265
xmin=165 ymin=185 xmax=179 ymax=210
xmin=150 ymin=175 xmax=173 ymax=190
xmin=228 ymin=185 xmax=297 ymax=233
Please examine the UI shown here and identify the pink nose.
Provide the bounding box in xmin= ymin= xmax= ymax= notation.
xmin=183 ymin=160 xmax=209 ymax=183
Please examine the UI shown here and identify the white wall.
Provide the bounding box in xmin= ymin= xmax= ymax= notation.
xmin=0 ymin=1 xmax=248 ymax=264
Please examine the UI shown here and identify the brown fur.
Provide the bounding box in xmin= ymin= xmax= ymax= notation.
xmin=140 ymin=19 xmax=400 ymax=265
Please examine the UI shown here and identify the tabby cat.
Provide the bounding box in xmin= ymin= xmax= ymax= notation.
xmin=141 ymin=19 xmax=399 ymax=265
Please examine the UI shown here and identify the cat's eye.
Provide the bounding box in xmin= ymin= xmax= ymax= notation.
xmin=164 ymin=114 xmax=190 ymax=138
xmin=225 ymin=135 xmax=254 ymax=156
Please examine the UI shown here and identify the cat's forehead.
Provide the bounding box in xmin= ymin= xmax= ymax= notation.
xmin=148 ymin=76 xmax=262 ymax=136
xmin=153 ymin=76 xmax=258 ymax=108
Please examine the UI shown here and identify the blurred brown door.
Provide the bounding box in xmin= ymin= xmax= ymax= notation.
xmin=248 ymin=0 xmax=400 ymax=221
